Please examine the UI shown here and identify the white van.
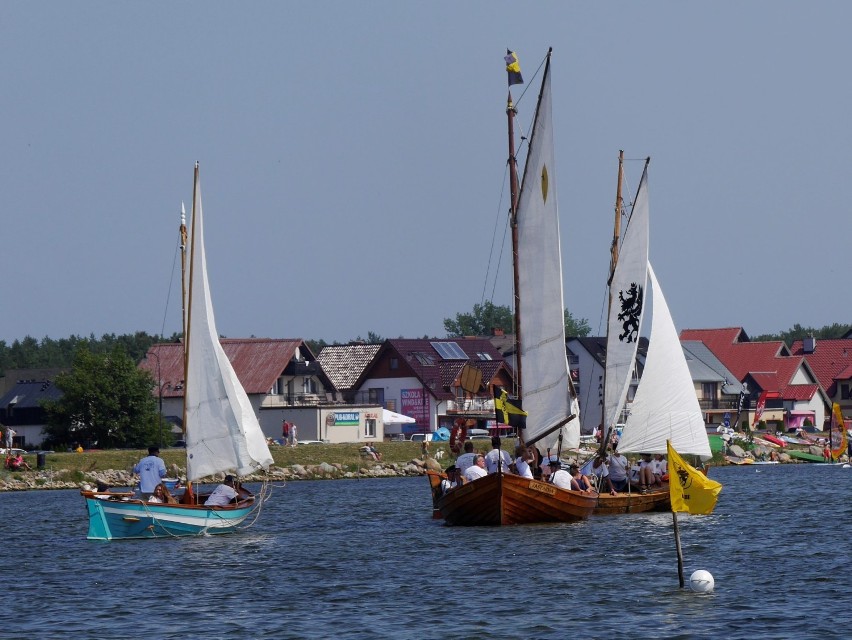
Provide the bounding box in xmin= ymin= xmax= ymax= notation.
xmin=409 ymin=433 xmax=433 ymax=442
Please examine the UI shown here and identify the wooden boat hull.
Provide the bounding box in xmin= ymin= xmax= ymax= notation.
xmin=593 ymin=487 xmax=670 ymax=515
xmin=434 ymin=472 xmax=596 ymax=526
xmin=83 ymin=492 xmax=256 ymax=540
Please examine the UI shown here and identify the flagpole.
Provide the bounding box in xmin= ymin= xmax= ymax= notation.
xmin=672 ymin=510 xmax=685 ymax=588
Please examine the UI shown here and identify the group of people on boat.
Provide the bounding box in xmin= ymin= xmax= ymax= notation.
xmin=440 ymin=436 xmax=668 ymax=497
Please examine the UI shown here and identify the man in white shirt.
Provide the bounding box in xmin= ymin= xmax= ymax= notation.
xmin=541 ymin=456 xmax=573 ymax=490
xmin=204 ymin=475 xmax=246 ymax=506
xmin=513 ymin=445 xmax=534 ymax=479
xmin=485 ymin=436 xmax=513 ymax=474
xmin=588 ymin=456 xmax=616 ymax=495
xmin=607 ymin=447 xmax=629 ymax=492
xmin=463 ymin=455 xmax=488 ymax=482
xmin=133 ymin=446 xmax=167 ymax=500
xmin=455 ymin=441 xmax=477 ymax=474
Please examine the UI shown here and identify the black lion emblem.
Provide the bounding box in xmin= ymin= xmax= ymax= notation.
xmin=617 ymin=282 xmax=643 ymax=343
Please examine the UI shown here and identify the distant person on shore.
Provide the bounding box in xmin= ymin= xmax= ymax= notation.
xmin=365 ymin=443 xmax=382 ymax=461
xmin=485 ymin=436 xmax=513 ymax=474
xmin=288 ymin=423 xmax=298 ymax=447
xmin=133 ymin=446 xmax=166 ymax=500
xmin=455 ymin=441 xmax=476 ymax=474
xmin=7 ymin=453 xmax=31 ymax=471
xmin=205 ymin=475 xmax=248 ymax=506
xmin=463 ymin=455 xmax=487 ymax=482
xmin=282 ymin=420 xmax=291 ymax=445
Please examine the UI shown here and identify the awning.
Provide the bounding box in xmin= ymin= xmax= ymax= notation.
xmin=382 ymin=408 xmax=416 ymax=424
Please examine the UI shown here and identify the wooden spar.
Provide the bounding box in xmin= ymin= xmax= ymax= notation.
xmin=598 ymin=150 xmax=624 ymax=457
xmin=179 ymin=200 xmax=188 ymax=439
xmin=507 ymin=90 xmax=521 ymax=398
xmin=182 ymin=162 xmax=199 ymax=501
xmin=673 ymin=510 xmax=685 ymax=588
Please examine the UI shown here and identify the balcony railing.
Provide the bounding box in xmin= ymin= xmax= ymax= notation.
xmin=697 ymin=398 xmax=740 ymax=411
xmin=446 ymin=397 xmax=495 ymax=414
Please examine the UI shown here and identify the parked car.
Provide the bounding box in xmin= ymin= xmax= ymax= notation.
xmin=1 ymin=448 xmax=27 ymax=456
xmin=409 ymin=434 xmax=433 ymax=443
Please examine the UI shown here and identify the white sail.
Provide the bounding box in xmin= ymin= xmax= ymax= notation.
xmin=617 ymin=263 xmax=710 ymax=457
xmin=185 ymin=166 xmax=274 ymax=481
xmin=516 ymin=59 xmax=579 ymax=452
xmin=603 ymin=167 xmax=649 ymax=432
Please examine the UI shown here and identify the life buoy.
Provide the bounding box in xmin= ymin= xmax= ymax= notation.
xmin=449 ymin=419 xmax=467 ymax=454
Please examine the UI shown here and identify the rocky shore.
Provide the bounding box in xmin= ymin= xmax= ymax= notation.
xmin=0 ymin=457 xmax=442 ymax=492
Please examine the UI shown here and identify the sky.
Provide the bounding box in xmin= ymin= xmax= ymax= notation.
xmin=2 ymin=1 xmax=850 ymax=347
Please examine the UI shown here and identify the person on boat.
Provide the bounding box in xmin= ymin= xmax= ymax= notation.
xmin=133 ymin=446 xmax=167 ymax=500
xmin=148 ymin=483 xmax=177 ymax=504
xmin=455 ymin=441 xmax=476 ymax=474
xmin=463 ymin=455 xmax=487 ymax=482
xmin=636 ymin=453 xmax=657 ymax=492
xmin=439 ymin=465 xmax=465 ymax=495
xmin=588 ymin=456 xmax=616 ymax=495
xmin=485 ymin=436 xmax=513 ymax=474
xmin=606 ymin=446 xmax=629 ymax=492
xmin=512 ymin=445 xmax=534 ymax=479
xmin=204 ymin=475 xmax=248 ymax=506
xmin=568 ymin=464 xmax=595 ymax=493
xmin=541 ymin=456 xmax=572 ymax=489
xmin=654 ymin=454 xmax=668 ymax=482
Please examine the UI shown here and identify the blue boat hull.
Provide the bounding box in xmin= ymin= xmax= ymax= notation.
xmin=84 ymin=494 xmax=256 ymax=540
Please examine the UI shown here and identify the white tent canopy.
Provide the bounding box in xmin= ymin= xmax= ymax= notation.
xmin=382 ymin=408 xmax=416 ymax=424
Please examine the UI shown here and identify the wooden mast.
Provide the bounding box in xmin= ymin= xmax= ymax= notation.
xmin=507 ymin=88 xmax=522 ymax=397
xmin=598 ymin=150 xmax=624 ymax=453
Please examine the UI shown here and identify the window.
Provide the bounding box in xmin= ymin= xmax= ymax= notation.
xmin=430 ymin=341 xmax=468 ymax=359
xmin=364 ymin=418 xmax=376 ymax=438
xmin=414 ymin=352 xmax=435 ymax=366
xmin=390 ymin=357 xmax=398 ymax=370
xmin=842 ymin=383 xmax=851 ymax=400
xmin=702 ymin=383 xmax=716 ymax=400
xmin=476 ymin=352 xmax=493 ymax=361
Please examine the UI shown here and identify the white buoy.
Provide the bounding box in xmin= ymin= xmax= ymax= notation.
xmin=689 ymin=569 xmax=714 ymax=593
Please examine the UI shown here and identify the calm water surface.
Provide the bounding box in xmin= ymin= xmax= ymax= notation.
xmin=3 ymin=464 xmax=851 ymax=639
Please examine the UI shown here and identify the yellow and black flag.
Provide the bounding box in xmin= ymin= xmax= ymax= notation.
xmin=494 ymin=386 xmax=527 ymax=425
xmin=505 ymin=50 xmax=523 ymax=86
xmin=667 ymin=441 xmax=722 ymax=515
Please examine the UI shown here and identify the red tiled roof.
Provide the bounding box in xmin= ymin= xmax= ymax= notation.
xmin=680 ymin=328 xmax=789 ymax=381
xmin=790 ymin=338 xmax=852 ymax=397
xmin=782 ymin=384 xmax=818 ymax=401
xmin=139 ymin=338 xmax=302 ymax=397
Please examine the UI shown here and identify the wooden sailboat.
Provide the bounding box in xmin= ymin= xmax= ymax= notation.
xmin=594 ymin=158 xmax=711 ymax=514
xmin=434 ymin=49 xmax=595 ymax=526
xmin=81 ymin=163 xmax=274 ymax=540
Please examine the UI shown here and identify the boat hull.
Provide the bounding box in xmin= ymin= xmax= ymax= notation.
xmin=593 ymin=487 xmax=670 ymax=515
xmin=434 ymin=472 xmax=596 ymax=526
xmin=83 ymin=492 xmax=256 ymax=540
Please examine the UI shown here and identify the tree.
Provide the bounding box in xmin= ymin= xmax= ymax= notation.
xmin=42 ymin=346 xmax=160 ymax=449
xmin=444 ymin=301 xmax=591 ymax=338
xmin=444 ymin=301 xmax=514 ymax=337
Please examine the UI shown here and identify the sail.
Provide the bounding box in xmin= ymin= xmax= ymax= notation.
xmin=515 ymin=56 xmax=579 ymax=452
xmin=185 ymin=166 xmax=274 ymax=481
xmin=603 ymin=167 xmax=649 ymax=432
xmin=829 ymin=403 xmax=847 ymax=460
xmin=618 ymin=263 xmax=711 ymax=457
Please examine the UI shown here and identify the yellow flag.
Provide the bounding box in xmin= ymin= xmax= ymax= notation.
xmin=667 ymin=441 xmax=722 ymax=515
xmin=494 ymin=388 xmax=527 ymax=424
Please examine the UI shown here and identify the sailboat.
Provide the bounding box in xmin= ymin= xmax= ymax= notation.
xmin=81 ymin=163 xmax=274 ymax=540
xmin=434 ymin=49 xmax=596 ymax=526
xmin=593 ymin=158 xmax=711 ymax=514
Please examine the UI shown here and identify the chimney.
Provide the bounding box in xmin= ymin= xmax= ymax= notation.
xmin=803 ymin=336 xmax=816 ymax=354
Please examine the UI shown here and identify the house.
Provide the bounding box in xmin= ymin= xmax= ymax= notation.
xmin=353 ymin=338 xmax=514 ymax=437
xmin=0 ymin=378 xmax=64 ymax=448
xmin=139 ymin=338 xmax=384 ymax=444
xmin=681 ymin=341 xmax=743 ymax=429
xmin=680 ymin=327 xmax=829 ymax=430
xmin=789 ymin=336 xmax=852 ymax=422
xmin=567 ymin=336 xmax=648 ymax=434
xmin=316 ymin=343 xmax=382 ymax=404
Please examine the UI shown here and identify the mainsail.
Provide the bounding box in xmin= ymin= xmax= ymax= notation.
xmin=185 ymin=165 xmax=273 ymax=481
xmin=603 ymin=166 xmax=649 ymax=433
xmin=515 ymin=55 xmax=578 ymax=453
xmin=617 ymin=263 xmax=711 ymax=458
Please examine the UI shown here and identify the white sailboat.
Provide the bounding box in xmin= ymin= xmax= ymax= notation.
xmin=594 ymin=160 xmax=710 ymax=514
xmin=434 ymin=49 xmax=595 ymax=526
xmin=82 ymin=163 xmax=273 ymax=540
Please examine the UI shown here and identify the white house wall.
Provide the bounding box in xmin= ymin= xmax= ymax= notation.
xmin=360 ymin=376 xmax=436 ymax=432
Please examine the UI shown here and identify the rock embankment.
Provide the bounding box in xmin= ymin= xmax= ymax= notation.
xmin=0 ymin=458 xmax=438 ymax=492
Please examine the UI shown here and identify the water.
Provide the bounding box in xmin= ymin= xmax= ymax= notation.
xmin=3 ymin=464 xmax=851 ymax=639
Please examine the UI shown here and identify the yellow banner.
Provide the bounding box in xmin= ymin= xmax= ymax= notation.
xmin=830 ymin=403 xmax=847 ymax=460
xmin=667 ymin=441 xmax=722 ymax=515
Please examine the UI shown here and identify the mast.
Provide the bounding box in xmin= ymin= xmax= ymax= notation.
xmin=508 ymin=88 xmax=522 ymax=396
xmin=599 ymin=150 xmax=624 ymax=450
xmin=181 ymin=163 xmax=198 ymax=439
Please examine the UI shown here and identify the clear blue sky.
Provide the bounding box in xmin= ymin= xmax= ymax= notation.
xmin=2 ymin=1 xmax=849 ymax=346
